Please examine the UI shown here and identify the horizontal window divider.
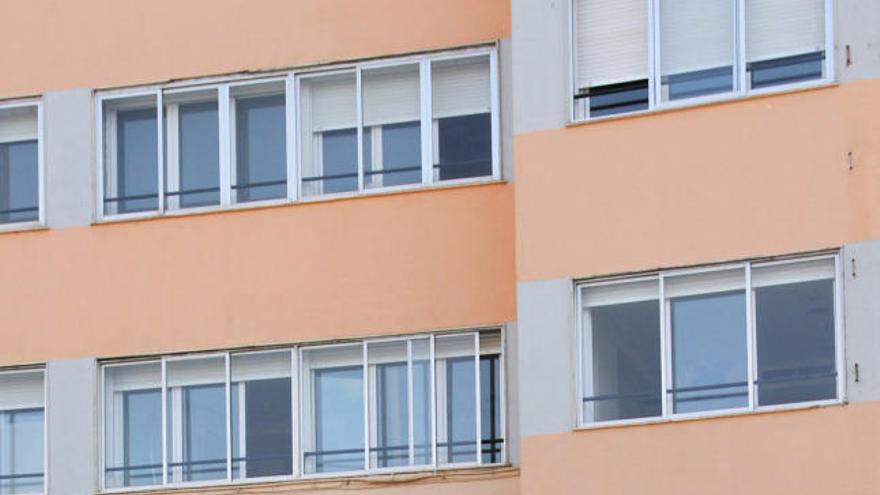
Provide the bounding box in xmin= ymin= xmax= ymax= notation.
xmin=665 ymin=381 xmax=748 ymax=395
xmin=0 ymin=206 xmax=39 ymax=215
xmin=230 ymin=179 xmax=288 ymax=190
xmin=753 ymin=370 xmax=837 ymax=386
xmin=582 ymin=391 xmax=660 ymax=403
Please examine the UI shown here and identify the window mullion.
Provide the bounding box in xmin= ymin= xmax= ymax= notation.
xmin=225 ymin=353 xmax=232 ymax=482
xmin=286 ymin=75 xmax=299 ymax=202
xmin=430 ymin=335 xmax=437 ymax=468
xmin=362 ymin=341 xmax=369 ymax=471
xmin=218 ymin=85 xmax=232 ymax=208
xmin=736 ymin=0 xmax=748 ymax=93
xmin=406 ymin=340 xmax=415 ymax=466
xmin=420 ymin=60 xmax=433 ymax=185
xmin=356 ymin=69 xmax=365 ymax=193
xmin=156 ymin=91 xmax=165 ymax=215
xmin=659 ymin=274 xmax=670 ymax=418
xmin=160 ymin=357 xmax=168 ymax=486
xmin=473 ymin=332 xmax=482 ymax=465
xmin=648 ymin=0 xmax=660 ymax=109
xmin=290 ymin=348 xmax=300 ymax=478
xmin=489 ymin=50 xmax=501 ymax=180
xmin=745 ymin=263 xmax=757 ymax=410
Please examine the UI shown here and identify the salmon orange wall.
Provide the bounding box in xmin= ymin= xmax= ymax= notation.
xmin=0 ymin=184 xmax=516 ymax=365
xmin=0 ymin=0 xmax=510 ymax=98
xmin=514 ymin=80 xmax=880 ymax=282
xmin=520 ymin=403 xmax=880 ymax=495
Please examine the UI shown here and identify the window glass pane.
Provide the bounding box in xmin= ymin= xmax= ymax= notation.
xmin=299 ymin=73 xmax=359 ymax=197
xmin=432 ymin=56 xmax=492 ymax=181
xmin=103 ymin=95 xmax=158 ymax=215
xmin=0 ymin=106 xmax=39 ymax=225
xmin=231 ymin=82 xmax=287 ymax=203
xmin=165 ymin=357 xmax=226 ymax=484
xmin=104 ymin=363 xmax=161 ymax=489
xmin=746 ymin=0 xmax=825 ymax=88
xmin=230 ymin=351 xmax=292 ymax=480
xmin=368 ymin=341 xmax=408 ymax=469
xmin=581 ymin=280 xmax=661 ymax=424
xmin=479 ymin=331 xmax=503 ymax=464
xmin=436 ymin=334 xmax=477 ymax=465
xmin=0 ymin=372 xmax=44 ymax=495
xmin=660 ymin=0 xmax=734 ymax=101
xmin=411 ymin=339 xmax=432 ymax=466
xmin=667 ymin=269 xmax=748 ymax=414
xmin=163 ymin=90 xmax=220 ymax=210
xmin=302 ymin=345 xmax=364 ymax=474
xmin=363 ymin=64 xmax=422 ymax=189
xmin=754 ymin=262 xmax=836 ymax=406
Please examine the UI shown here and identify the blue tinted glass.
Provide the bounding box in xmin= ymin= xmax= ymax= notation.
xmin=756 ymin=279 xmax=836 ymax=406
xmin=316 ymin=129 xmax=360 ymax=194
xmin=231 ymin=378 xmax=292 ymax=479
xmin=664 ymin=66 xmax=734 ymax=100
xmin=376 ymin=363 xmax=408 ymax=468
xmin=671 ymin=291 xmax=748 ymax=414
xmin=0 ymin=409 xmax=44 ymax=495
xmin=122 ymin=390 xmax=162 ymax=487
xmin=314 ymin=367 xmax=364 ymax=473
xmin=371 ymin=122 xmax=420 ymax=188
xmin=167 ymin=385 xmax=226 ymax=482
xmin=750 ymin=51 xmax=824 ymax=89
xmin=589 ymin=83 xmax=649 ymax=118
xmin=437 ymin=114 xmax=491 ymax=181
xmin=234 ymin=95 xmax=286 ymax=202
xmin=0 ymin=141 xmax=38 ymax=224
xmin=446 ymin=358 xmax=476 ymax=463
xmin=115 ymin=108 xmax=158 ymax=213
xmin=480 ymin=356 xmax=502 ymax=464
xmin=175 ymin=102 xmax=219 ymax=209
xmin=412 ymin=361 xmax=431 ymax=465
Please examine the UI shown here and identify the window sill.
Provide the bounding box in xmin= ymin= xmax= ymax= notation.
xmin=98 ymin=463 xmax=517 ymax=495
xmin=574 ymin=398 xmax=845 ymax=432
xmin=93 ymin=177 xmax=506 ymax=226
xmin=568 ymin=79 xmax=838 ymax=128
xmin=0 ymin=220 xmax=47 ymax=236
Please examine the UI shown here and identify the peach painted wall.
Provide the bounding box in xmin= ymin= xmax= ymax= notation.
xmin=520 ymin=403 xmax=880 ymax=495
xmin=0 ymin=183 xmax=516 ymax=365
xmin=0 ymin=0 xmax=510 ymax=98
xmin=515 ymin=80 xmax=880 ymax=282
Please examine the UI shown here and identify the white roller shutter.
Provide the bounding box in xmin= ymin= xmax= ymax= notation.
xmin=166 ymin=358 xmax=225 ymax=388
xmin=575 ymin=0 xmax=649 ymax=90
xmin=0 ymin=107 xmax=38 ymax=144
xmin=363 ymin=66 xmax=420 ymax=127
xmin=661 ymin=0 xmax=734 ymax=76
xmin=307 ymin=75 xmax=357 ymax=132
xmin=231 ymin=351 xmax=292 ymax=382
xmin=752 ymin=258 xmax=835 ymax=288
xmin=746 ymin=0 xmax=825 ymax=63
xmin=432 ymin=57 xmax=490 ymax=119
xmin=0 ymin=371 xmax=44 ymax=410
xmin=582 ymin=279 xmax=659 ymax=308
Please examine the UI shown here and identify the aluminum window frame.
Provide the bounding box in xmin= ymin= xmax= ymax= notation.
xmin=0 ymin=367 xmax=48 ymax=495
xmin=575 ymin=252 xmax=844 ymax=430
xmin=95 ymin=46 xmax=500 ymax=222
xmin=98 ymin=328 xmax=506 ymax=493
xmin=567 ymin=0 xmax=836 ymax=123
xmin=0 ymin=99 xmax=45 ymax=232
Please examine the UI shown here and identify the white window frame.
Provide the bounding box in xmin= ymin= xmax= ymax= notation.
xmin=0 ymin=99 xmax=45 ymax=232
xmin=0 ymin=367 xmax=48 ymax=495
xmin=575 ymin=252 xmax=844 ymax=430
xmin=95 ymin=46 xmax=500 ymax=222
xmin=567 ymin=0 xmax=836 ymax=122
xmin=98 ymin=328 xmax=506 ymax=493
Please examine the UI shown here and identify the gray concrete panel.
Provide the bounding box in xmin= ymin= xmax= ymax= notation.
xmin=47 ymin=359 xmax=98 ymax=495
xmin=44 ymin=89 xmax=94 ymax=229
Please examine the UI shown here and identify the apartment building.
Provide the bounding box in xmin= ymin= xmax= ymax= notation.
xmin=0 ymin=1 xmax=877 ymax=495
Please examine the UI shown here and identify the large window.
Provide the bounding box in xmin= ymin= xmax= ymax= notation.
xmin=97 ymin=48 xmax=498 ymax=220
xmin=0 ymin=370 xmax=45 ymax=495
xmin=102 ymin=330 xmax=504 ymax=490
xmin=578 ymin=255 xmax=841 ymax=427
xmin=571 ymin=0 xmax=833 ymax=120
xmin=0 ymin=103 xmax=41 ymax=227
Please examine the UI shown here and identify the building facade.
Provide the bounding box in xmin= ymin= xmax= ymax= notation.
xmin=0 ymin=1 xmax=877 ymax=494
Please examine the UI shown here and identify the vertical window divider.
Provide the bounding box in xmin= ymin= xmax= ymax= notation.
xmin=156 ymin=91 xmax=165 ymax=215
xmin=473 ymin=332 xmax=482 ymax=465
xmin=297 ymin=347 xmax=305 ymax=477
xmin=406 ymin=340 xmax=415 ymax=466
xmin=499 ymin=326 xmax=508 ymax=464
xmin=99 ymin=365 xmax=106 ymax=491
xmin=286 ymin=74 xmax=299 ymax=202
xmin=429 ymin=335 xmax=437 ymax=468
xmin=658 ymin=274 xmax=670 ymax=418
xmin=575 ymin=286 xmax=585 ymax=426
xmin=419 ymin=60 xmax=433 ymax=185
xmin=225 ymin=352 xmax=232 ymax=482
xmin=489 ymin=50 xmax=501 ymax=180
xmin=745 ymin=262 xmax=757 ymax=410
xmin=362 ymin=341 xmax=370 ymax=471
xmin=355 ymin=68 xmax=365 ymax=193
xmin=290 ymin=347 xmax=300 ymax=478
xmin=36 ymin=101 xmax=45 ymax=225
xmin=736 ymin=0 xmax=748 ymax=94
xmin=160 ymin=357 xmax=168 ymax=486
xmin=95 ymin=96 xmax=106 ymax=220
xmin=648 ymin=0 xmax=660 ymax=109
xmin=218 ymin=85 xmax=232 ymax=208
xmin=824 ymin=0 xmax=836 ymax=82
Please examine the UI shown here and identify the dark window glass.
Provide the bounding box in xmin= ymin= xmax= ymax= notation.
xmin=445 ymin=355 xmax=503 ymax=464
xmin=437 ymin=113 xmax=491 ymax=181
xmin=583 ymin=80 xmax=649 ymax=118
xmin=114 ymin=108 xmax=158 ymax=214
xmin=371 ymin=122 xmax=421 ymax=188
xmin=749 ymin=51 xmax=825 ymax=89
xmin=231 ymin=378 xmax=292 ymax=478
xmin=173 ymin=102 xmax=220 ymax=209
xmin=167 ymin=385 xmax=226 ymax=482
xmin=0 ymin=140 xmax=38 ymax=224
xmin=479 ymin=355 xmax=502 ymax=464
xmin=756 ymin=279 xmax=836 ymax=406
xmin=234 ymin=95 xmax=287 ymax=203
xmin=309 ymin=129 xmax=372 ymax=195
xmin=664 ymin=66 xmax=734 ymax=100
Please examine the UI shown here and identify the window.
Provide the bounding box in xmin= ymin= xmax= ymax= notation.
xmin=571 ymin=0 xmax=832 ymax=120
xmin=97 ymin=48 xmax=498 ymax=220
xmin=0 ymin=370 xmax=45 ymax=495
xmin=102 ymin=330 xmax=504 ymax=490
xmin=0 ymin=103 xmax=41 ymax=227
xmin=578 ymin=255 xmax=841 ymax=426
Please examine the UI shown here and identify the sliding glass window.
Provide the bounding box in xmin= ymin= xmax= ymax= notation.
xmin=230 ymin=82 xmax=287 ymax=204
xmin=0 ymin=371 xmax=45 ymax=495
xmin=578 ymin=255 xmax=841 ymax=427
xmin=0 ymin=104 xmax=40 ymax=226
xmin=163 ymin=90 xmax=221 ymax=211
xmin=102 ymin=95 xmax=159 ymax=216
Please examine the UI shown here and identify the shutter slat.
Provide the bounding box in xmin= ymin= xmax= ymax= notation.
xmin=309 ymin=75 xmax=357 ymax=132
xmin=661 ymin=0 xmax=734 ymax=76
xmin=576 ymin=0 xmax=649 ymax=90
xmin=0 ymin=107 xmax=38 ymax=144
xmin=363 ymin=66 xmax=420 ymax=127
xmin=432 ymin=57 xmax=490 ymax=119
xmin=747 ymin=0 xmax=825 ymax=63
